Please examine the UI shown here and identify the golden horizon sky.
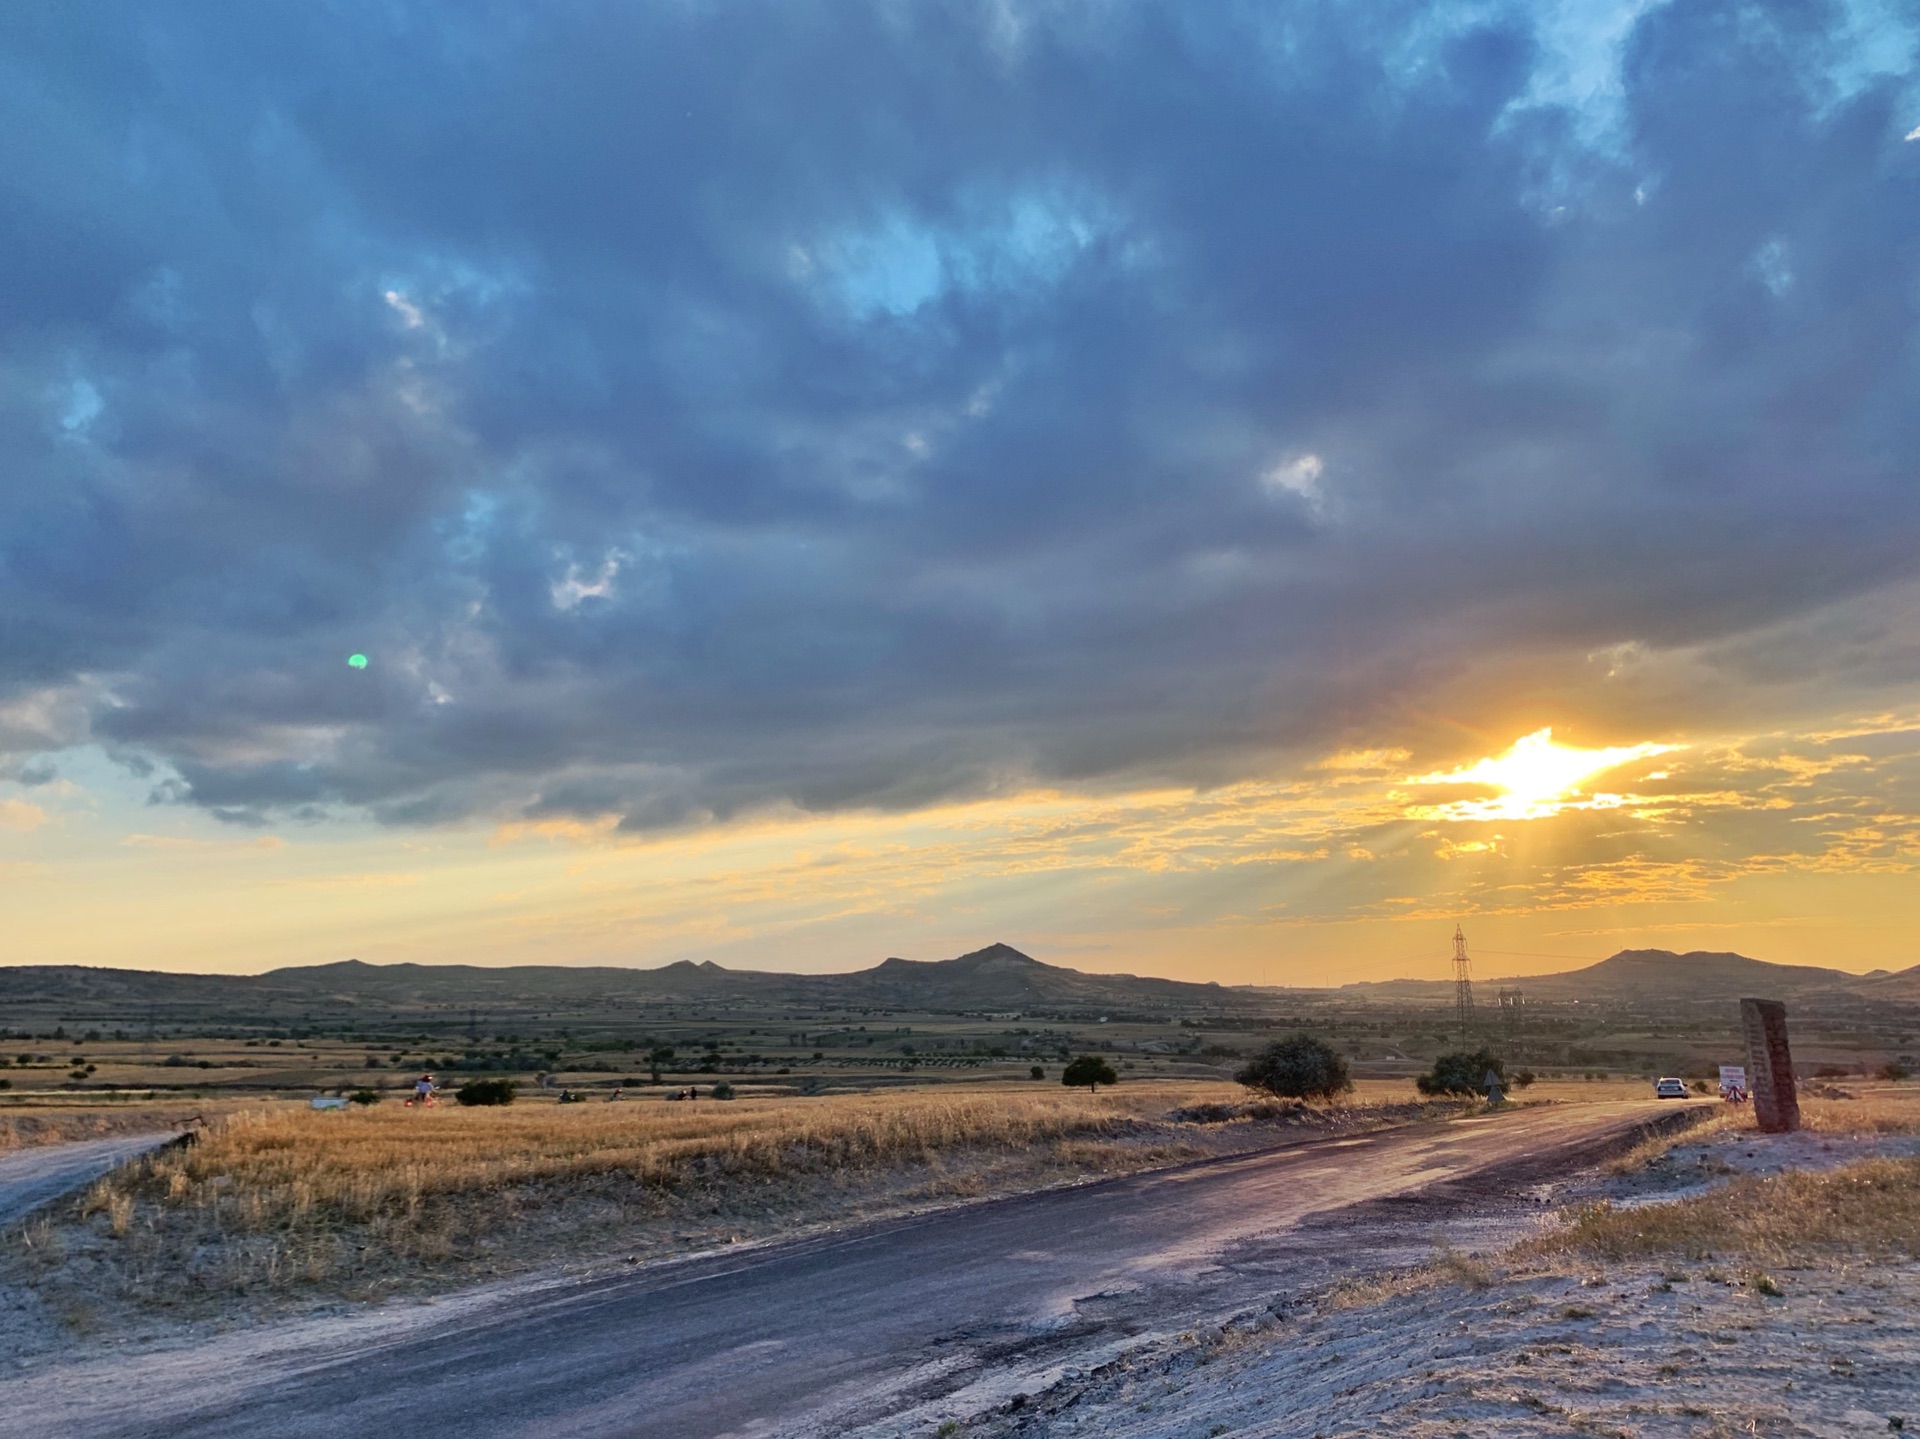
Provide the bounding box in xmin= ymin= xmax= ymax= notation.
xmin=10 ymin=708 xmax=1920 ymax=985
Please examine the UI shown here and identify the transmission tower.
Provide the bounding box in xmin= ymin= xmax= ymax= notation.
xmin=1452 ymin=924 xmax=1475 ymax=1037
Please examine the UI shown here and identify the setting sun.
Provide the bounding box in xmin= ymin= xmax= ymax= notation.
xmin=1406 ymin=727 xmax=1678 ymax=821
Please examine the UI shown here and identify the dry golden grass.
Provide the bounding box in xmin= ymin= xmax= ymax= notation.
xmin=1599 ymin=1087 xmax=1920 ymax=1176
xmin=1323 ymin=1246 xmax=1495 ymax=1311
xmin=1797 ymin=1086 xmax=1920 ymax=1135
xmin=30 ymin=1086 xmax=1239 ymax=1308
xmin=141 ymin=1088 xmax=1137 ymax=1230
xmin=1547 ymin=1089 xmax=1920 ymax=1263
xmin=1537 ymin=1155 xmax=1920 ymax=1264
xmin=19 ymin=1079 xmax=1435 ymax=1312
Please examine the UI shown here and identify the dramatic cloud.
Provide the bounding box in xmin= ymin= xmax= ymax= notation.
xmin=1 ymin=0 xmax=1917 ymax=849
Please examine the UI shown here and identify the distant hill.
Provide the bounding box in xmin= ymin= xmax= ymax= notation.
xmin=1344 ymin=947 xmax=1909 ymax=1004
xmin=6 ymin=943 xmax=1911 ymax=1027
xmin=838 ymin=943 xmax=1233 ymax=1010
xmin=1856 ymin=966 xmax=1920 ymax=1003
xmin=274 ymin=942 xmax=1242 ymax=1013
xmin=0 ymin=943 xmax=1252 ymax=1021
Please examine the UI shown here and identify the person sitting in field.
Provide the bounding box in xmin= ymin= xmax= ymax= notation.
xmin=410 ymin=1073 xmax=436 ymax=1107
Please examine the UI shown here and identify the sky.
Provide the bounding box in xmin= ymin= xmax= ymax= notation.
xmin=3 ymin=0 xmax=1920 ymax=984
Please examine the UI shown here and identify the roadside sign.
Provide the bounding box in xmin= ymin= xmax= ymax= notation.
xmin=1719 ymin=1065 xmax=1746 ymax=1099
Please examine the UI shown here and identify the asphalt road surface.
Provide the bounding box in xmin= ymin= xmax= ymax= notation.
xmin=0 ymin=1133 xmax=181 ymax=1231
xmin=2 ymin=1101 xmax=1687 ymax=1439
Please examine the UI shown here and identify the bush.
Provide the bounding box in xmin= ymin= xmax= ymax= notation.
xmin=1235 ymin=1034 xmax=1352 ymax=1101
xmin=455 ymin=1078 xmax=517 ymax=1107
xmin=709 ymin=1081 xmax=737 ymax=1100
xmin=1876 ymin=1063 xmax=1912 ymax=1081
xmin=1513 ymin=1069 xmax=1537 ymax=1089
xmin=1062 ymin=1055 xmax=1118 ymax=1092
xmin=347 ymin=1089 xmax=382 ymax=1106
xmin=1417 ymin=1050 xmax=1506 ymax=1097
xmin=1030 ymin=1065 xmax=1045 ymax=1080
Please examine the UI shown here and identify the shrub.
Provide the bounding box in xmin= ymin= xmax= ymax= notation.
xmin=1030 ymin=1065 xmax=1045 ymax=1080
xmin=347 ymin=1089 xmax=382 ymax=1106
xmin=1061 ymin=1055 xmax=1118 ymax=1092
xmin=1877 ymin=1063 xmax=1912 ymax=1081
xmin=455 ymin=1078 xmax=517 ymax=1107
xmin=1417 ymin=1050 xmax=1506 ymax=1097
xmin=709 ymin=1081 xmax=737 ymax=1100
xmin=1513 ymin=1069 xmax=1537 ymax=1089
xmin=1235 ymin=1035 xmax=1352 ymax=1101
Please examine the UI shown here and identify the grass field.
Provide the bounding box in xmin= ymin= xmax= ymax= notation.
xmin=15 ymin=1079 xmax=1447 ymax=1315
xmin=132 ymin=1087 xmax=1150 ymax=1233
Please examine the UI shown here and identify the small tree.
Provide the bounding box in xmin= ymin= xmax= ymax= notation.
xmin=455 ymin=1078 xmax=517 ymax=1107
xmin=1030 ymin=1065 xmax=1045 ymax=1081
xmin=1417 ymin=1050 xmax=1505 ymax=1097
xmin=1062 ymin=1055 xmax=1118 ymax=1092
xmin=1235 ymin=1034 xmax=1352 ymax=1101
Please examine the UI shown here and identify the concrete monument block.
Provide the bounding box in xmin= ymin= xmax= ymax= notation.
xmin=1739 ymin=997 xmax=1799 ymax=1134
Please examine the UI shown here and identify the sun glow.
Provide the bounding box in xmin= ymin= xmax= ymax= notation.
xmin=1405 ymin=727 xmax=1678 ymax=821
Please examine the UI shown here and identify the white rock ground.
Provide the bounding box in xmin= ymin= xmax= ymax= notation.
xmin=888 ymin=1128 xmax=1920 ymax=1439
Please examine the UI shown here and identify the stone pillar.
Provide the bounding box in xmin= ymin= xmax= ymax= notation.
xmin=1740 ymin=997 xmax=1799 ymax=1134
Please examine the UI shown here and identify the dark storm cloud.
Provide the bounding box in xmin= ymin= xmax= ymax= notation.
xmin=1 ymin=0 xmax=1916 ymax=827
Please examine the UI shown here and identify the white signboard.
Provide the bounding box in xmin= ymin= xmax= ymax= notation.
xmin=1718 ymin=1065 xmax=1747 ymax=1098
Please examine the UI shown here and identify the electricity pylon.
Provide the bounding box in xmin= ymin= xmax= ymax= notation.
xmin=1452 ymin=923 xmax=1475 ymax=1040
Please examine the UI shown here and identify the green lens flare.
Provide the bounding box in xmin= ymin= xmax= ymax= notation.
xmin=347 ymin=654 xmax=369 ymax=669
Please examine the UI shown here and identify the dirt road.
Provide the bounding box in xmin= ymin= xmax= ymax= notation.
xmin=0 ymin=1100 xmax=1688 ymax=1438
xmin=0 ymin=1133 xmax=182 ymax=1231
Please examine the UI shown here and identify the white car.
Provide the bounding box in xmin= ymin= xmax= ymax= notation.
xmin=1654 ymin=1077 xmax=1690 ymax=1099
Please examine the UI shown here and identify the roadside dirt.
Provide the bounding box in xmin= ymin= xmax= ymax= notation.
xmin=0 ymin=1135 xmax=185 ymax=1229
xmin=0 ymin=1108 xmax=201 ymax=1153
xmin=938 ymin=1123 xmax=1920 ymax=1439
